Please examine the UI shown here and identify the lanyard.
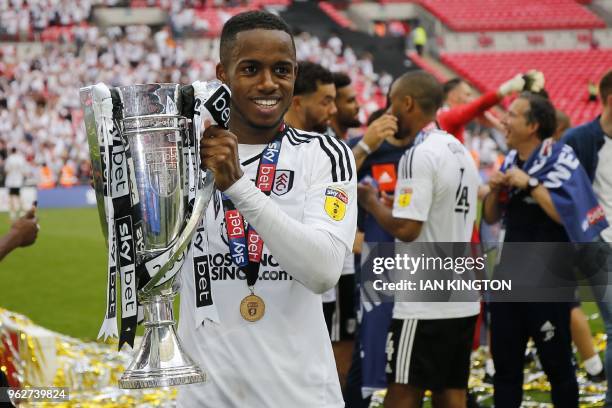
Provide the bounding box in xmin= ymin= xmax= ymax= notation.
xmin=222 ymin=124 xmax=285 ymax=287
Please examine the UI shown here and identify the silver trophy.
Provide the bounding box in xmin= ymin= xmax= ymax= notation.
xmin=80 ymin=82 xmax=222 ymax=388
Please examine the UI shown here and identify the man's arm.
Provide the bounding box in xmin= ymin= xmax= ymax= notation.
xmin=202 ymin=127 xmax=358 ymax=294
xmin=482 ymin=170 xmax=507 ymax=224
xmin=505 ymin=168 xmax=561 ymax=224
xmin=530 ymin=184 xmax=561 ymax=223
xmin=224 ymin=176 xmax=356 ymax=294
xmin=482 ymin=191 xmax=502 ymax=225
xmin=438 ymin=90 xmax=501 ymax=135
xmin=357 ymin=183 xmax=422 ymax=241
xmin=352 ymin=144 xmax=369 ymax=171
xmin=351 ymin=114 xmax=398 ymax=171
xmin=0 ymin=209 xmax=38 ymax=262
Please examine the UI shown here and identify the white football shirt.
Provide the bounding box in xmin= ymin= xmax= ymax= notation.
xmin=593 ymin=136 xmax=612 ymax=242
xmin=177 ymin=126 xmax=356 ymax=407
xmin=392 ymin=129 xmax=480 ymax=320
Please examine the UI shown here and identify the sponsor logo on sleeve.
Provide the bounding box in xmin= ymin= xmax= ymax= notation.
xmin=324 ymin=187 xmax=348 ymax=221
xmin=397 ymin=187 xmax=413 ymax=208
xmin=583 ymin=205 xmax=606 ymax=231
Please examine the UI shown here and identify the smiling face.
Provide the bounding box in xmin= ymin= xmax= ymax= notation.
xmin=217 ymin=29 xmax=297 ymax=131
xmin=502 ymin=97 xmax=536 ymax=149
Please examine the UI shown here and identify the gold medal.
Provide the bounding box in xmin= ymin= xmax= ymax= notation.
xmin=240 ymin=293 xmax=265 ymax=322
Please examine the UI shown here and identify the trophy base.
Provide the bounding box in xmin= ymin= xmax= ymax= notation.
xmin=118 ymin=294 xmax=208 ymax=389
xmin=119 ymin=365 xmax=206 ymax=389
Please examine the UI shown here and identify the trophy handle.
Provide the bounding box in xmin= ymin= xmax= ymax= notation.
xmin=138 ymin=168 xmax=215 ymax=296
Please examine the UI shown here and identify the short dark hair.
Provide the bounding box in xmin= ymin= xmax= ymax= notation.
xmin=600 ymin=69 xmax=612 ymax=105
xmin=443 ymin=78 xmax=464 ymax=99
xmin=520 ymin=92 xmax=557 ymax=140
xmin=332 ymin=72 xmax=352 ymax=90
xmin=394 ymin=70 xmax=442 ymax=115
xmin=219 ymin=11 xmax=295 ymax=67
xmin=294 ymin=61 xmax=333 ymax=96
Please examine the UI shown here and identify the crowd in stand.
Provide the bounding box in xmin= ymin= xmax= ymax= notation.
xmin=0 ymin=14 xmax=393 ymax=189
xmin=0 ymin=23 xmax=205 ymax=188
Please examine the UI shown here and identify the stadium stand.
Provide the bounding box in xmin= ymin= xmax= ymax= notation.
xmin=441 ymin=49 xmax=612 ymax=125
xmin=318 ymin=1 xmax=354 ymax=29
xmin=130 ymin=0 xmax=290 ymax=8
xmin=418 ymin=0 xmax=606 ymax=31
xmin=0 ymin=5 xmax=389 ymax=186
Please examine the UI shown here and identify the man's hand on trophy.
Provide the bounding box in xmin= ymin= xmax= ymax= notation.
xmin=200 ymin=122 xmax=244 ymax=191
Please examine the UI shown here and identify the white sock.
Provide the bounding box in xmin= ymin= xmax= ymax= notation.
xmin=486 ymin=358 xmax=496 ymax=376
xmin=584 ymin=354 xmax=603 ymax=376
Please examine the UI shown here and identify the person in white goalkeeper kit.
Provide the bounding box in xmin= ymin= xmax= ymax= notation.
xmin=358 ymin=71 xmax=480 ymax=408
xmin=177 ymin=11 xmax=357 ymax=408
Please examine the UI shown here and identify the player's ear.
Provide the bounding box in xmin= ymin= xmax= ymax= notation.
xmin=527 ymin=120 xmax=540 ymax=138
xmin=216 ymin=63 xmax=228 ymax=85
xmin=291 ymin=95 xmax=302 ymax=110
xmin=403 ymin=95 xmax=415 ymax=113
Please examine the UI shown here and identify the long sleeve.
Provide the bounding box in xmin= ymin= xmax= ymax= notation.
xmin=437 ymin=90 xmax=501 ymax=142
xmin=224 ymin=173 xmax=357 ymax=294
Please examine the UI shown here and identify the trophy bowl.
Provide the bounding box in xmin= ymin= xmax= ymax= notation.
xmin=80 ymin=81 xmax=222 ymax=389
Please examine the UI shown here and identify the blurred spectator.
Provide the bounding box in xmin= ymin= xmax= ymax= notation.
xmin=37 ymin=162 xmax=55 ymax=189
xmin=4 ymin=147 xmax=27 ymax=220
xmin=588 ymin=80 xmax=598 ymax=102
xmin=411 ymin=21 xmax=427 ymax=56
xmin=59 ymin=160 xmax=77 ymax=188
xmin=553 ymin=109 xmax=571 ymax=141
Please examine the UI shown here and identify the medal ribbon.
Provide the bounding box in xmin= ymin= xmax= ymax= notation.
xmin=222 ymin=124 xmax=285 ymax=288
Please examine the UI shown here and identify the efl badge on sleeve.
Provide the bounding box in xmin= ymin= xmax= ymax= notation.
xmin=397 ymin=187 xmax=413 ymax=208
xmin=324 ymin=187 xmax=348 ymax=221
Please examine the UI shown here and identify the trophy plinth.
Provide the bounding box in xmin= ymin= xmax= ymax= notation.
xmin=119 ymin=295 xmax=206 ymax=389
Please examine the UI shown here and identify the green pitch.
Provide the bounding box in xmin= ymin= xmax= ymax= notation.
xmin=0 ymin=207 xmax=108 ymax=340
xmin=0 ymin=208 xmax=605 ymax=342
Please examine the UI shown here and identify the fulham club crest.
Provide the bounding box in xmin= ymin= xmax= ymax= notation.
xmin=272 ymin=169 xmax=294 ymax=196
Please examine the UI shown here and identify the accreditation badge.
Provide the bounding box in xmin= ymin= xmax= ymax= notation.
xmin=324 ymin=187 xmax=348 ymax=221
xmin=397 ymin=187 xmax=413 ymax=208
